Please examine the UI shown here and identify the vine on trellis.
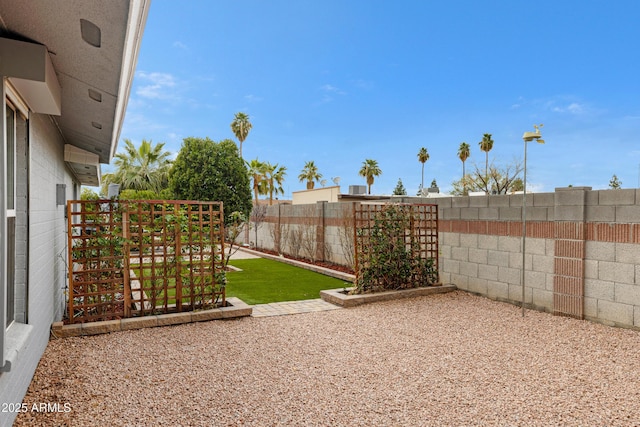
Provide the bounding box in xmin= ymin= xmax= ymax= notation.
xmin=353 ymin=203 xmax=439 ymax=294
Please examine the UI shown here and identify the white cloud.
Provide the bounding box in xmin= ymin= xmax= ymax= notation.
xmin=136 ymin=72 xmax=178 ymax=99
xmin=320 ymin=84 xmax=346 ymax=95
xmin=173 ymin=41 xmax=188 ymax=50
xmin=316 ymin=84 xmax=346 ymax=105
xmin=538 ymin=95 xmax=597 ymax=116
xmin=353 ymin=79 xmax=373 ymax=90
xmin=552 ymin=102 xmax=585 ymax=114
xmin=244 ymin=94 xmax=263 ymax=103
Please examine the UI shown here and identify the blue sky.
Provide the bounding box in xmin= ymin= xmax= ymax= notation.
xmin=118 ymin=0 xmax=640 ymax=197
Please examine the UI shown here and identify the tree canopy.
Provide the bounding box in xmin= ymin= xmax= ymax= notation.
xmin=609 ymin=174 xmax=622 ymax=189
xmin=450 ymin=160 xmax=523 ymax=195
xmin=457 ymin=142 xmax=471 ymax=195
xmin=230 ymin=112 xmax=252 ymax=159
xmin=247 ymin=158 xmax=267 ymax=203
xmin=101 ymin=139 xmax=172 ymax=196
xmin=169 ymin=137 xmax=252 ymax=221
xmin=358 ymin=159 xmax=382 ymax=195
xmin=262 ymin=162 xmax=287 ymax=205
xmin=298 ymin=160 xmax=322 ymax=190
xmin=417 ymin=147 xmax=429 ymax=192
xmin=478 ymin=133 xmax=494 ymax=178
xmin=392 ymin=178 xmax=407 ymax=195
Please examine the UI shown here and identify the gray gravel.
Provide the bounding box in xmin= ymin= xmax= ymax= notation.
xmin=17 ymin=291 xmax=640 ymax=426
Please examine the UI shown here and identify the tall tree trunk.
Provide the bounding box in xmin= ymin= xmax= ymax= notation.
xmin=462 ymin=161 xmax=466 ymax=195
xmin=485 ymin=153 xmax=489 ymax=181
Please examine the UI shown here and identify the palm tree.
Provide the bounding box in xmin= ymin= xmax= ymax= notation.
xmin=417 ymin=147 xmax=429 ymax=195
xmin=246 ymin=158 xmax=267 ymax=203
xmin=479 ymin=133 xmax=494 ymax=180
xmin=457 ymin=142 xmax=471 ymax=194
xmin=101 ymin=139 xmax=172 ymax=195
xmin=298 ymin=161 xmax=322 ymax=190
xmin=263 ymin=162 xmax=287 ymax=205
xmin=358 ymin=159 xmax=382 ymax=195
xmin=230 ymin=112 xmax=252 ymax=159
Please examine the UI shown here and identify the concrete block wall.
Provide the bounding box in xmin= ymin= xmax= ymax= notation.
xmin=256 ymin=201 xmax=354 ymax=267
xmin=252 ymin=188 xmax=640 ymax=329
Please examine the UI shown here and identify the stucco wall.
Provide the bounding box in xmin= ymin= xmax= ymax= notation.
xmin=292 ymin=186 xmax=340 ymax=205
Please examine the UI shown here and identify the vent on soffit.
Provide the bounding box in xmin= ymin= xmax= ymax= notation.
xmin=88 ymin=89 xmax=102 ymax=102
xmin=80 ymin=19 xmax=101 ymax=48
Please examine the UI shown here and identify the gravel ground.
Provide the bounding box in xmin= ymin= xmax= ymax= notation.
xmin=16 ymin=291 xmax=640 ymax=426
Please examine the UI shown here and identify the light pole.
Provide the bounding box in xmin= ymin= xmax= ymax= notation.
xmin=521 ymin=124 xmax=545 ymax=316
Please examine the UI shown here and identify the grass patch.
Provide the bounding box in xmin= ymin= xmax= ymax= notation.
xmin=226 ymin=258 xmax=347 ymax=305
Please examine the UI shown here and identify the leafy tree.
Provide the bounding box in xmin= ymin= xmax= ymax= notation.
xmin=101 ymin=139 xmax=172 ymax=196
xmin=169 ymin=137 xmax=252 ymax=222
xmin=358 ymin=158 xmax=382 ymax=194
xmin=417 ymin=147 xmax=429 ymax=193
xmin=298 ymin=160 xmax=323 ymax=190
xmin=247 ymin=158 xmax=267 ymax=203
xmin=510 ymin=177 xmax=524 ymax=192
xmin=457 ymin=142 xmax=471 ymax=195
xmin=478 ymin=133 xmax=494 ymax=180
xmin=450 ymin=160 xmax=523 ymax=195
xmin=392 ymin=178 xmax=407 ymax=195
xmin=230 ymin=112 xmax=252 ymax=159
xmin=81 ymin=187 xmax=100 ymax=200
xmin=119 ymin=189 xmax=159 ymax=200
xmin=263 ymin=162 xmax=287 ymax=205
xmin=609 ymin=174 xmax=622 ymax=189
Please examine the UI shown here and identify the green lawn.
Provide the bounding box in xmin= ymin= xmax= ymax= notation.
xmin=226 ymin=258 xmax=348 ymax=305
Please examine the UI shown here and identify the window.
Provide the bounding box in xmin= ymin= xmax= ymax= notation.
xmin=2 ymin=84 xmax=33 ymax=373
xmin=5 ymin=102 xmax=16 ymax=326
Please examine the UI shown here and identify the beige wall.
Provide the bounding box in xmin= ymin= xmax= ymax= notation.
xmin=292 ymin=186 xmax=340 ymax=205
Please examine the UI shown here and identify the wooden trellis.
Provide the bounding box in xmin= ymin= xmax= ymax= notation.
xmin=354 ymin=203 xmax=439 ymax=292
xmin=67 ymin=200 xmax=225 ymax=324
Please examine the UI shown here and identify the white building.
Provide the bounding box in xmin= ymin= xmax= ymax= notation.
xmin=0 ymin=2 xmax=149 ymax=425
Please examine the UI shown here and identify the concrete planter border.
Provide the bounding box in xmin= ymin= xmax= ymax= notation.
xmin=320 ymin=285 xmax=457 ymax=308
xmin=51 ymin=297 xmax=252 ymax=338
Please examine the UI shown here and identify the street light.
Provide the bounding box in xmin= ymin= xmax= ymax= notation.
xmin=521 ymin=124 xmax=545 ymax=316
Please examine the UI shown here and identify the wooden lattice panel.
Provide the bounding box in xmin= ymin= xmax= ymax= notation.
xmin=354 ymin=203 xmax=439 ymax=292
xmin=67 ymin=201 xmax=126 ymax=323
xmin=67 ymin=200 xmax=225 ymax=324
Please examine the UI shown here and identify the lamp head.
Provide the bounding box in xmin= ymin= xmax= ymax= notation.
xmin=523 ymin=124 xmax=545 ymax=142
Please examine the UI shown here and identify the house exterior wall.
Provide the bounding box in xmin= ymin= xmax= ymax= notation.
xmin=292 ymin=186 xmax=340 ymax=205
xmin=0 ymin=112 xmax=73 ymax=427
xmin=252 ymin=189 xmax=640 ymax=330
